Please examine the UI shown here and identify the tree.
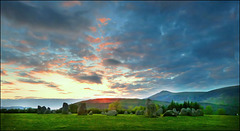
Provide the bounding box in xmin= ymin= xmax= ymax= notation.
xmin=216 ymin=108 xmax=226 ymax=115
xmin=204 ymin=105 xmax=213 ymax=115
xmin=108 ymin=101 xmax=122 ymax=110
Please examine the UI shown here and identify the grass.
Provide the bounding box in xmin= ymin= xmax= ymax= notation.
xmin=1 ymin=113 xmax=239 ymax=130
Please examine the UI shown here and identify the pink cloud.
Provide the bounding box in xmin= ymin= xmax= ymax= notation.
xmin=86 ymin=36 xmax=101 ymax=43
xmin=89 ymin=27 xmax=97 ymax=32
xmin=62 ymin=1 xmax=82 ymax=7
xmin=83 ymin=55 xmax=99 ymax=61
xmin=97 ymin=18 xmax=111 ymax=25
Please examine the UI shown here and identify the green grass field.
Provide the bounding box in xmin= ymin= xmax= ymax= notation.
xmin=1 ymin=113 xmax=239 ymax=130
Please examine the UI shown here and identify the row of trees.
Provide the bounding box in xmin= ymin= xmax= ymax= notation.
xmin=167 ymin=100 xmax=202 ymax=111
xmin=0 ymin=101 xmax=227 ymax=115
xmin=0 ymin=108 xmax=37 ymax=113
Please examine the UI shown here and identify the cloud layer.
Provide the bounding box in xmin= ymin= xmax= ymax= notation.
xmin=1 ymin=1 xmax=239 ymax=99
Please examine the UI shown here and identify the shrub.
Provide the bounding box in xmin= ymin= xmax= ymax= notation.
xmin=204 ymin=105 xmax=213 ymax=115
xmin=216 ymin=108 xmax=226 ymax=115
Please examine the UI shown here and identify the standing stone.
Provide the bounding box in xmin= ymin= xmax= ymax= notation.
xmin=106 ymin=110 xmax=118 ymax=116
xmin=145 ymin=99 xmax=157 ymax=117
xmin=37 ymin=106 xmax=41 ymax=114
xmin=186 ymin=108 xmax=192 ymax=116
xmin=191 ymin=108 xmax=197 ymax=116
xmin=89 ymin=111 xmax=93 ymax=115
xmin=77 ymin=103 xmax=87 ymax=115
xmin=101 ymin=111 xmax=105 ymax=115
xmin=163 ymin=110 xmax=177 ymax=117
xmin=45 ymin=107 xmax=51 ymax=114
xmin=124 ymin=111 xmax=128 ymax=114
xmin=62 ymin=102 xmax=69 ymax=114
xmin=136 ymin=110 xmax=144 ymax=115
xmin=173 ymin=108 xmax=179 ymax=115
xmin=156 ymin=108 xmax=163 ymax=116
xmin=196 ymin=109 xmax=204 ymax=116
xmin=41 ymin=106 xmax=47 ymax=114
xmin=179 ymin=108 xmax=188 ymax=116
xmin=130 ymin=112 xmax=133 ymax=115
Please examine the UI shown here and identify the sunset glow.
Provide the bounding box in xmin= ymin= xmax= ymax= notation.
xmin=1 ymin=1 xmax=239 ymax=99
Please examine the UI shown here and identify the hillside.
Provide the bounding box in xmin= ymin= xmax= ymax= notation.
xmin=72 ymin=98 xmax=170 ymax=109
xmin=148 ymin=85 xmax=239 ymax=106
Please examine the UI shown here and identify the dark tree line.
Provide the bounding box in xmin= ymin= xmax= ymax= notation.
xmin=167 ymin=100 xmax=202 ymax=111
xmin=0 ymin=108 xmax=37 ymax=113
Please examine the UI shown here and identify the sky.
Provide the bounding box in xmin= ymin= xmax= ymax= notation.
xmin=1 ymin=1 xmax=239 ymax=100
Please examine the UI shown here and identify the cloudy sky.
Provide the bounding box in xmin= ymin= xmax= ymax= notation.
xmin=1 ymin=1 xmax=239 ymax=99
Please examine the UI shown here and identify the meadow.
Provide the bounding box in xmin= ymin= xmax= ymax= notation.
xmin=1 ymin=113 xmax=239 ymax=130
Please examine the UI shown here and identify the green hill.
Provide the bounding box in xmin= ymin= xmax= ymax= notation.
xmin=72 ymin=98 xmax=169 ymax=109
xmin=148 ymin=85 xmax=239 ymax=106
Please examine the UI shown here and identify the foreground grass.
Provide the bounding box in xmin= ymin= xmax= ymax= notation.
xmin=1 ymin=113 xmax=239 ymax=130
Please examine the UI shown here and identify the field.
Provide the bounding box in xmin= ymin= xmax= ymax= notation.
xmin=1 ymin=113 xmax=239 ymax=130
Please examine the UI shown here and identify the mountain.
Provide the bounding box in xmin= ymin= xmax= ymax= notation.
xmin=1 ymin=99 xmax=84 ymax=109
xmin=148 ymin=85 xmax=239 ymax=106
xmin=72 ymin=98 xmax=170 ymax=109
xmin=1 ymin=106 xmax=32 ymax=110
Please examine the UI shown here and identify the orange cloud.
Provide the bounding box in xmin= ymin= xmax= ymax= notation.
xmin=1 ymin=70 xmax=7 ymax=76
xmin=97 ymin=42 xmax=121 ymax=51
xmin=68 ymin=60 xmax=86 ymax=64
xmin=20 ymin=40 xmax=29 ymax=44
xmin=89 ymin=27 xmax=97 ymax=32
xmin=62 ymin=1 xmax=82 ymax=7
xmin=86 ymin=36 xmax=101 ymax=43
xmin=40 ymin=52 xmax=45 ymax=55
xmin=97 ymin=18 xmax=111 ymax=25
xmin=83 ymin=55 xmax=99 ymax=61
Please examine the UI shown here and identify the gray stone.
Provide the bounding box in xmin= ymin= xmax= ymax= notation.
xmin=101 ymin=111 xmax=105 ymax=115
xmin=156 ymin=108 xmax=163 ymax=116
xmin=77 ymin=103 xmax=87 ymax=115
xmin=124 ymin=111 xmax=128 ymax=114
xmin=44 ymin=107 xmax=51 ymax=114
xmin=106 ymin=110 xmax=118 ymax=116
xmin=179 ymin=108 xmax=188 ymax=116
xmin=196 ymin=109 xmax=204 ymax=116
xmin=187 ymin=108 xmax=192 ymax=116
xmin=37 ymin=106 xmax=41 ymax=114
xmin=41 ymin=106 xmax=47 ymax=114
xmin=135 ymin=110 xmax=144 ymax=115
xmin=130 ymin=112 xmax=133 ymax=115
xmin=145 ymin=99 xmax=157 ymax=117
xmin=163 ymin=110 xmax=177 ymax=117
xmin=68 ymin=112 xmax=72 ymax=114
xmin=191 ymin=108 xmax=197 ymax=116
xmin=62 ymin=102 xmax=69 ymax=114
xmin=173 ymin=108 xmax=179 ymax=115
xmin=89 ymin=111 xmax=93 ymax=115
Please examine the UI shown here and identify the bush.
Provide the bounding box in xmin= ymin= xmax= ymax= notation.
xmin=204 ymin=105 xmax=213 ymax=115
xmin=216 ymin=108 xmax=226 ymax=115
xmin=87 ymin=108 xmax=101 ymax=114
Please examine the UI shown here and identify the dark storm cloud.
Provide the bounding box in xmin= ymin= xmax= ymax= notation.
xmin=107 ymin=1 xmax=239 ymax=90
xmin=1 ymin=80 xmax=14 ymax=85
xmin=18 ymin=78 xmax=63 ymax=91
xmin=70 ymin=73 xmax=102 ymax=84
xmin=2 ymin=1 xmax=91 ymax=33
xmin=79 ymin=75 xmax=102 ymax=84
xmin=103 ymin=59 xmax=122 ymax=66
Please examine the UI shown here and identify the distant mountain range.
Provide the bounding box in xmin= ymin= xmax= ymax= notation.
xmin=148 ymin=85 xmax=239 ymax=106
xmin=1 ymin=99 xmax=84 ymax=109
